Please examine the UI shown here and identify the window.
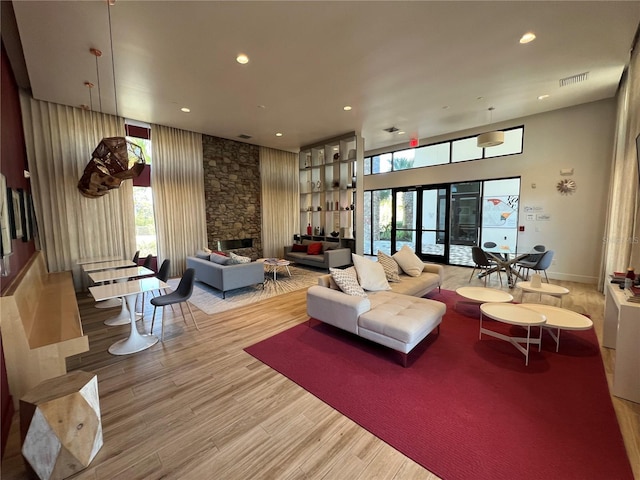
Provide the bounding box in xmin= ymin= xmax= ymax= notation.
xmin=364 ymin=126 xmax=524 ymax=175
xmin=126 ymin=123 xmax=157 ymax=258
xmin=363 ymin=189 xmax=392 ymax=255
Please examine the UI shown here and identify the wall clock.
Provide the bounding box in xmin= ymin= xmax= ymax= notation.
xmin=556 ymin=178 xmax=577 ymax=195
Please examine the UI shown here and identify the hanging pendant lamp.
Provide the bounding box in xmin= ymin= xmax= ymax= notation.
xmin=477 ymin=107 xmax=504 ymax=148
xmin=77 ymin=2 xmax=146 ymax=198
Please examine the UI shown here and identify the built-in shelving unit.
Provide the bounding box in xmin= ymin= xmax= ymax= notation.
xmin=299 ymin=132 xmax=357 ymax=248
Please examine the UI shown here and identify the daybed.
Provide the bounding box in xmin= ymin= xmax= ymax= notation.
xmin=284 ymin=240 xmax=352 ymax=269
xmin=306 ymin=248 xmax=446 ymax=366
xmin=186 ymin=255 xmax=264 ymax=298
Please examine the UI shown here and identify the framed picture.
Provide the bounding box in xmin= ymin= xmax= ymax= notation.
xmin=0 ymin=174 xmax=11 ymax=256
xmin=18 ymin=189 xmax=29 ymax=242
xmin=11 ymin=189 xmax=22 ymax=239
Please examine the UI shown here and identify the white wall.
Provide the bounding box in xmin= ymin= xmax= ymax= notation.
xmin=364 ymin=99 xmax=616 ymax=283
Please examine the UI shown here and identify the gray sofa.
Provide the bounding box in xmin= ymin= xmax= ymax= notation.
xmin=306 ymin=263 xmax=445 ymax=366
xmin=186 ymin=256 xmax=264 ymax=298
xmin=284 ymin=240 xmax=352 ymax=269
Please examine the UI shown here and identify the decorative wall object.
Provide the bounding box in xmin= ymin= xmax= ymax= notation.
xmin=0 ymin=175 xmax=11 ymax=257
xmin=556 ymin=178 xmax=577 ymax=195
xmin=17 ymin=189 xmax=29 ymax=242
xmin=9 ymin=189 xmax=22 ymax=239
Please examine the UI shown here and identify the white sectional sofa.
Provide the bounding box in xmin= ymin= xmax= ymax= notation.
xmin=307 ymin=260 xmax=446 ymax=366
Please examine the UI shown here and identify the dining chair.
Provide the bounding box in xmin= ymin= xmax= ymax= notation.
xmin=516 ymin=245 xmax=546 ymax=276
xmin=518 ymin=250 xmax=554 ymax=282
xmin=150 ymin=268 xmax=199 ymax=341
xmin=469 ymin=246 xmax=502 ymax=286
xmin=132 ymin=250 xmax=140 ymax=265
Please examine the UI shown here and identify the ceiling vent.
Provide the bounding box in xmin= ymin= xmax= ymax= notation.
xmin=383 ymin=126 xmax=399 ymax=133
xmin=559 ymin=72 xmax=589 ymax=87
xmin=238 ymin=134 xmax=252 ymax=139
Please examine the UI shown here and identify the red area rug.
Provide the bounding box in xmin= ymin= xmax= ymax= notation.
xmin=245 ymin=289 xmax=633 ymax=480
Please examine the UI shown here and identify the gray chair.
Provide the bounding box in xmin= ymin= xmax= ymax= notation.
xmin=469 ymin=246 xmax=502 ymax=286
xmin=518 ymin=250 xmax=554 ymax=282
xmin=132 ymin=250 xmax=140 ymax=264
xmin=150 ymin=268 xmax=200 ymax=341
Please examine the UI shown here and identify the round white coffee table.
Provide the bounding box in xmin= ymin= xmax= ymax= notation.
xmin=479 ymin=303 xmax=547 ymax=365
xmin=455 ymin=286 xmax=513 ymax=309
xmin=519 ymin=303 xmax=593 ymax=352
xmin=263 ymin=258 xmax=291 ymax=282
xmin=518 ymin=281 xmax=570 ymax=306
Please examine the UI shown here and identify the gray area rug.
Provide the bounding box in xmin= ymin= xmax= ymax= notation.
xmin=168 ymin=264 xmax=324 ymax=315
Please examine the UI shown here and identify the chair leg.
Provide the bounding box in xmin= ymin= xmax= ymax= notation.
xmin=151 ymin=306 xmax=158 ymax=334
xmin=543 ymin=270 xmax=549 ymax=283
xmin=178 ymin=302 xmax=187 ymax=325
xmin=469 ymin=266 xmax=477 ymax=283
xmin=185 ymin=301 xmax=200 ymax=331
xmin=160 ymin=306 xmax=165 ymax=342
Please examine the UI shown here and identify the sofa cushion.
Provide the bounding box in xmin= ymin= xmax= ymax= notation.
xmin=377 ymin=251 xmax=400 ymax=282
xmin=195 ymin=250 xmax=211 ymax=260
xmin=210 ymin=253 xmax=230 ymax=265
xmin=352 ymin=254 xmax=391 ymax=291
xmin=329 ymin=267 xmax=367 ymax=297
xmin=307 ymin=242 xmax=323 ymax=255
xmin=322 ymin=241 xmax=338 ymax=251
xmin=393 ymin=245 xmax=424 ymax=277
xmin=291 ymin=243 xmax=307 ymax=252
xmin=360 ymin=292 xmax=445 ymax=344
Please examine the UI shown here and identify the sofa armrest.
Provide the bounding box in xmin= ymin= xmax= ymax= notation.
xmin=423 ymin=263 xmax=444 ymax=285
xmin=307 ymin=285 xmax=370 ymax=335
xmin=323 ymin=248 xmax=352 ymax=268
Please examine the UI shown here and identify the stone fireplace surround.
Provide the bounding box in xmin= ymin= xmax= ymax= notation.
xmin=202 ymin=135 xmax=262 ymax=260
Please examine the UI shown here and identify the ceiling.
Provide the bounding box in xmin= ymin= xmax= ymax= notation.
xmin=8 ymin=1 xmax=640 ymax=153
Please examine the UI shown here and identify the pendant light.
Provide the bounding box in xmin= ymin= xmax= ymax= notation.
xmin=477 ymin=107 xmax=504 ymax=148
xmin=77 ymin=1 xmax=146 ymax=198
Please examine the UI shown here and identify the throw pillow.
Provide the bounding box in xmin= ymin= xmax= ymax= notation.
xmin=203 ymin=247 xmax=212 ymax=253
xmin=329 ymin=267 xmax=367 ymax=297
xmin=291 ymin=243 xmax=308 ymax=252
xmin=352 ymin=254 xmax=391 ymax=291
xmin=307 ymin=242 xmax=323 ymax=255
xmin=212 ymin=250 xmax=228 ymax=257
xmin=392 ymin=245 xmax=425 ymax=277
xmin=377 ymin=250 xmax=401 ymax=282
xmin=229 ymin=252 xmax=251 ymax=264
xmin=195 ymin=250 xmax=210 ymax=260
xmin=210 ymin=253 xmax=230 ymax=265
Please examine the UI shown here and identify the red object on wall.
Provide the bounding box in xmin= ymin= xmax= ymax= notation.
xmin=410 ymin=138 xmax=419 ymax=148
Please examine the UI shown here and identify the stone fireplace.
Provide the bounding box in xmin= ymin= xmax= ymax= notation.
xmin=202 ymin=135 xmax=262 ymax=259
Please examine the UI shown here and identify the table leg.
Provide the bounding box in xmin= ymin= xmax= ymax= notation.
xmin=285 ymin=265 xmax=291 ymax=277
xmin=104 ymin=278 xmax=142 ymax=326
xmin=108 ymin=293 xmax=158 ymax=355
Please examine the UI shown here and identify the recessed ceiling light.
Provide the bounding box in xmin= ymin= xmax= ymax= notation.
xmin=236 ymin=53 xmax=249 ymax=64
xmin=181 ymin=107 xmax=191 ymax=113
xmin=257 ymin=105 xmax=266 ymax=109
xmin=397 ymin=131 xmax=406 ymax=135
xmin=519 ymin=32 xmax=536 ymax=44
xmin=343 ymin=105 xmax=352 ymax=111
xmin=537 ymin=94 xmax=550 ymax=100
xmin=275 ymin=132 xmax=283 ymax=137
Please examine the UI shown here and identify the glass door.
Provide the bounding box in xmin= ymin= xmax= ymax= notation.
xmin=420 ymin=186 xmax=448 ymax=263
xmin=393 ymin=189 xmax=417 ymax=252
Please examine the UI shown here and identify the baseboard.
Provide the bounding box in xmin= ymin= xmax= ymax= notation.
xmin=546 ymin=271 xmax=598 ymax=284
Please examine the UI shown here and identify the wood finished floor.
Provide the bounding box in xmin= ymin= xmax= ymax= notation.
xmin=2 ymin=265 xmax=639 ymax=479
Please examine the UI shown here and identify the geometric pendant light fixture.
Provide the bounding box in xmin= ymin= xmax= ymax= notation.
xmin=477 ymin=106 xmax=505 ymax=148
xmin=77 ymin=1 xmax=146 ymax=198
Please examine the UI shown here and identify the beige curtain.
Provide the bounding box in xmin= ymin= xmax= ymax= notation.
xmin=19 ymin=92 xmax=135 ymax=289
xmin=600 ymin=39 xmax=640 ymax=290
xmin=260 ymin=146 xmax=299 ymax=257
xmin=151 ymin=124 xmax=207 ymax=276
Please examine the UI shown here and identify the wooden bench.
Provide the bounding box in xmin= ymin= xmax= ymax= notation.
xmin=0 ymin=251 xmax=89 ymax=408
